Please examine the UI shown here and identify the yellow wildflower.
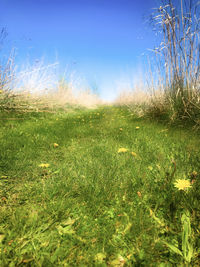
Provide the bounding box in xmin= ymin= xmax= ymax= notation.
xmin=0 ymin=90 xmax=3 ymax=94
xmin=118 ymin=148 xmax=128 ymax=153
xmin=174 ymin=179 xmax=192 ymax=191
xmin=39 ymin=163 xmax=50 ymax=168
xmin=136 ymin=126 xmax=140 ymax=129
xmin=53 ymin=143 xmax=59 ymax=148
xmin=131 ymin=152 xmax=137 ymax=157
xmin=119 ymin=128 xmax=123 ymax=131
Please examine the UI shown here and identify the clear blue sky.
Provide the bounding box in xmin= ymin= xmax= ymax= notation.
xmin=1 ymin=0 xmax=161 ymax=100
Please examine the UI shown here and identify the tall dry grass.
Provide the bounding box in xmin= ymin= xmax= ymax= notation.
xmin=0 ymin=55 xmax=102 ymax=112
xmin=115 ymin=0 xmax=200 ymax=126
xmin=0 ymin=25 xmax=102 ymax=112
xmin=114 ymin=77 xmax=150 ymax=117
xmin=148 ymin=0 xmax=200 ymax=124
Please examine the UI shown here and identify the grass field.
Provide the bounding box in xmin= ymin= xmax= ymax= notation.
xmin=0 ymin=106 xmax=200 ymax=266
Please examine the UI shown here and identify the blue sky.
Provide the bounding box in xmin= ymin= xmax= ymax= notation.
xmin=1 ymin=0 xmax=161 ymax=100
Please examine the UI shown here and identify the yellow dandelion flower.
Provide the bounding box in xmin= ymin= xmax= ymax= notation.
xmin=39 ymin=163 xmax=50 ymax=168
xmin=53 ymin=143 xmax=59 ymax=148
xmin=118 ymin=148 xmax=128 ymax=153
xmin=174 ymin=179 xmax=192 ymax=191
xmin=131 ymin=152 xmax=137 ymax=157
xmin=136 ymin=126 xmax=140 ymax=129
xmin=119 ymin=128 xmax=123 ymax=131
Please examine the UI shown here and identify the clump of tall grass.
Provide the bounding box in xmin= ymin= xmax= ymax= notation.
xmin=114 ymin=79 xmax=151 ymax=117
xmin=115 ymin=0 xmax=200 ymax=126
xmin=0 ymin=45 xmax=19 ymax=112
xmin=147 ymin=0 xmax=200 ymax=125
xmin=0 ymin=55 xmax=102 ymax=112
xmin=48 ymin=75 xmax=103 ymax=109
xmin=0 ymin=24 xmax=102 ymax=112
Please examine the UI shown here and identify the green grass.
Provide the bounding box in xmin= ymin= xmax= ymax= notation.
xmin=0 ymin=106 xmax=200 ymax=266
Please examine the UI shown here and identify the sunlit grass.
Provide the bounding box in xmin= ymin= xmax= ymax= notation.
xmin=0 ymin=106 xmax=199 ymax=266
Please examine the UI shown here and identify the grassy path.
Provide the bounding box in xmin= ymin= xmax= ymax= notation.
xmin=0 ymin=106 xmax=200 ymax=266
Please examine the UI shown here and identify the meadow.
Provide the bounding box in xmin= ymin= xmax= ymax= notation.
xmin=1 ymin=1 xmax=200 ymax=265
xmin=0 ymin=106 xmax=200 ymax=266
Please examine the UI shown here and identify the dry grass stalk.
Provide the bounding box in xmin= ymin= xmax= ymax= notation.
xmin=147 ymin=0 xmax=200 ymax=123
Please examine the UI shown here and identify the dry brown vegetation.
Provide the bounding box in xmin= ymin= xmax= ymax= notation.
xmin=1 ymin=0 xmax=200 ymax=126
xmin=0 ymin=56 xmax=103 ymax=113
xmin=115 ymin=0 xmax=200 ymax=126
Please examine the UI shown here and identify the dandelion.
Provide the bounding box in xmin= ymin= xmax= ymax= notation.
xmin=53 ymin=143 xmax=59 ymax=148
xmin=131 ymin=152 xmax=137 ymax=157
xmin=118 ymin=148 xmax=128 ymax=153
xmin=136 ymin=126 xmax=140 ymax=129
xmin=174 ymin=179 xmax=192 ymax=191
xmin=119 ymin=128 xmax=123 ymax=131
xmin=39 ymin=163 xmax=50 ymax=168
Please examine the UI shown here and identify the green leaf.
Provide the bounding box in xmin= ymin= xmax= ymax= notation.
xmin=181 ymin=210 xmax=193 ymax=262
xmin=163 ymin=241 xmax=183 ymax=256
xmin=61 ymin=217 xmax=76 ymax=226
xmin=185 ymin=243 xmax=193 ymax=263
xmin=56 ymin=225 xmax=75 ymax=235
